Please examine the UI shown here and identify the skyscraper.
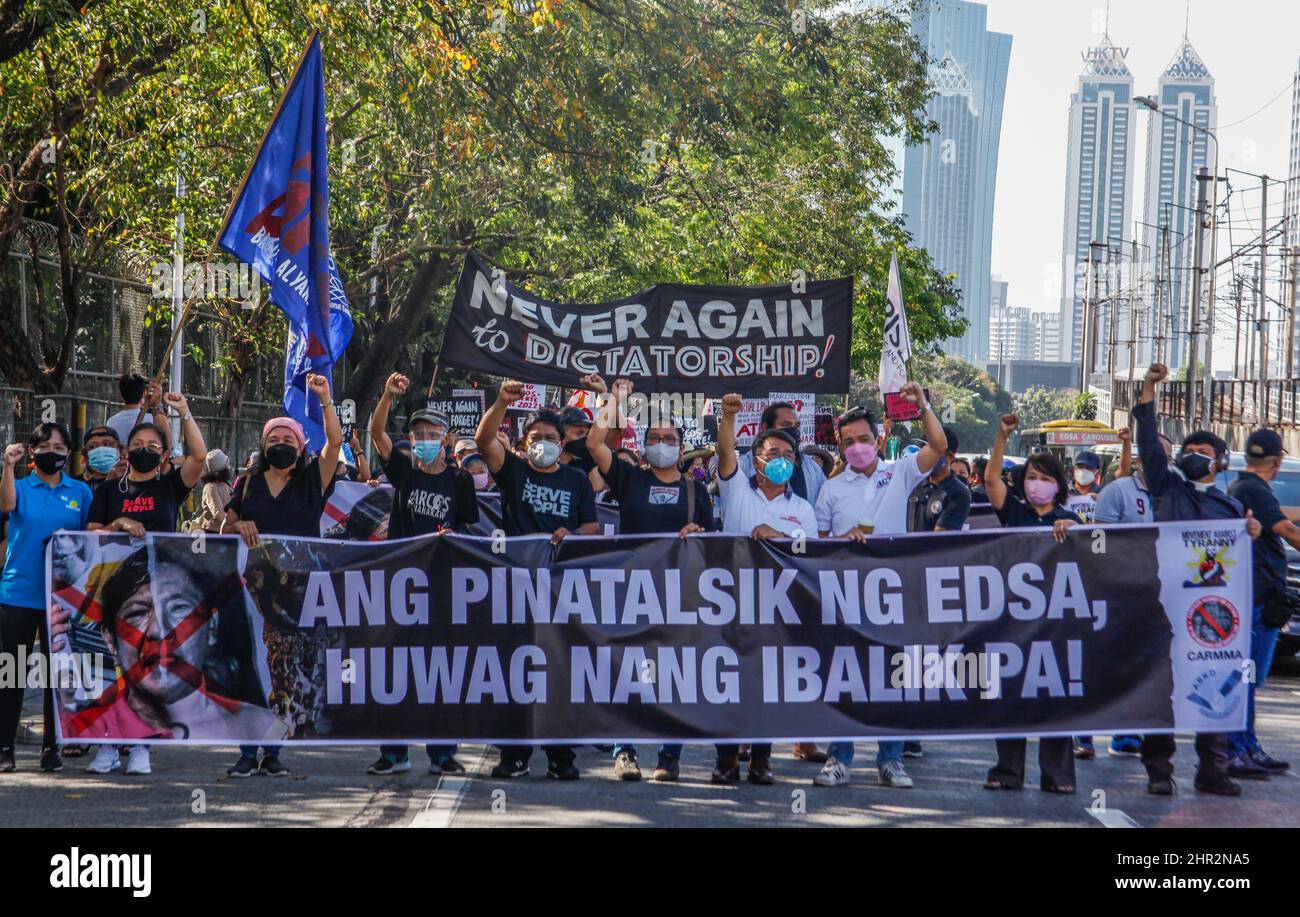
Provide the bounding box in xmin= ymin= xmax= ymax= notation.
xmin=1140 ymin=32 xmax=1216 ymax=371
xmin=1059 ymin=30 xmax=1136 ymax=367
xmin=901 ymin=0 xmax=1012 ymax=363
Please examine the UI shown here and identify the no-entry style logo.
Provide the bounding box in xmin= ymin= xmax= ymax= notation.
xmin=1186 ymin=596 xmax=1240 ymax=648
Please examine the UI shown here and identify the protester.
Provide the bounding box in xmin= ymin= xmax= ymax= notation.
xmin=0 ymin=422 xmax=93 ymax=773
xmin=736 ymin=401 xmax=826 ymax=507
xmin=981 ymin=413 xmax=1080 ymax=794
xmin=453 ymin=437 xmax=478 ymax=465
xmin=812 ymin=383 xmax=944 ymax=790
xmin=950 ymin=457 xmax=971 ymax=487
xmin=969 ymin=457 xmax=989 ymax=502
xmin=475 ymin=380 xmax=598 ymax=780
xmin=105 ymin=373 xmax=159 ymax=445
xmin=348 ymin=430 xmax=373 ymax=483
xmin=907 ymin=427 xmax=971 ymax=533
xmin=461 ymin=453 xmax=494 ymax=491
xmin=1224 ymin=428 xmax=1296 ymax=778
xmin=1064 ymin=451 xmax=1101 ymax=523
xmin=365 ymin=372 xmax=477 ymax=776
xmin=1134 ymin=362 xmax=1261 ymax=796
xmin=220 ymin=373 xmax=342 ymax=778
xmin=583 ymin=374 xmax=714 ymax=782
xmin=84 ymin=394 xmax=208 ymax=775
xmin=715 ymin=391 xmax=818 ymax=785
xmin=187 ymin=449 xmax=234 ymax=533
xmin=79 ymin=425 xmax=126 ymax=485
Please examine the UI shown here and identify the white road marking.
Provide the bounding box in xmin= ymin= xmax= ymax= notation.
xmin=408 ymin=747 xmax=490 ymax=828
xmin=1087 ymin=808 xmax=1141 ymax=828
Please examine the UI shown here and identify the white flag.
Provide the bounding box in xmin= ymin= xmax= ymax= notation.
xmin=878 ymin=252 xmax=912 ymax=395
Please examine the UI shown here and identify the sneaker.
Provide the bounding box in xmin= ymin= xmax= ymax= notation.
xmin=1249 ymin=749 xmax=1289 ymax=772
xmin=878 ymin=760 xmax=913 ymax=788
xmin=813 ymin=758 xmax=851 ymax=787
xmin=1073 ymin=738 xmax=1095 ymax=759
xmin=613 ymin=751 xmax=641 ymax=781
xmin=652 ymin=754 xmax=680 ymax=782
xmin=259 ymin=755 xmax=290 ymax=777
xmin=1147 ymin=776 xmax=1175 ymax=796
xmin=367 ymin=753 xmax=412 ymax=775
xmin=431 ymin=755 xmax=466 ymax=775
xmin=125 ymin=746 xmax=151 ymax=776
xmin=491 ymin=757 xmax=530 ymax=779
xmin=226 ymin=754 xmax=258 ymax=778
xmin=87 ymin=746 xmax=122 ymax=774
xmin=546 ymin=759 xmax=580 ymax=780
xmin=1226 ymin=755 xmax=1270 ymax=780
xmin=0 ymin=747 xmax=14 ymax=772
xmin=40 ymin=748 xmax=63 ymax=773
xmin=902 ymin=741 xmax=923 ymax=759
xmin=712 ymin=756 xmax=741 ymax=784
xmin=1108 ymin=736 xmax=1142 ymax=756
xmin=1194 ymin=773 xmax=1242 ymax=796
xmin=747 ymin=758 xmax=775 ymax=785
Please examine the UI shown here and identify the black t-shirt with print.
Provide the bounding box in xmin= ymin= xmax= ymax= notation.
xmin=492 ymin=451 xmax=596 ymax=536
xmin=907 ymin=474 xmax=972 ymax=532
xmin=995 ymin=495 xmax=1081 ymax=529
xmin=602 ymin=459 xmax=714 ymax=535
xmin=383 ymin=449 xmax=479 ymax=537
xmin=227 ymin=458 xmax=331 ymax=538
xmin=89 ymin=467 xmax=193 ymax=533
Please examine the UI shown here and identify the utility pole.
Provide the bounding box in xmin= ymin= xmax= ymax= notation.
xmin=1157 ymin=220 xmax=1170 ymax=364
xmin=1126 ymin=237 xmax=1139 ymax=409
xmin=1187 ymin=167 xmax=1210 ymax=426
xmin=1259 ymin=176 xmax=1270 ymax=423
xmin=1288 ymin=242 xmax=1298 ymax=380
xmin=169 ymin=165 xmax=185 ymax=457
xmin=1233 ymin=275 xmax=1243 ymax=379
xmin=1079 ymin=243 xmax=1100 ymax=391
xmin=1107 ymin=246 xmax=1120 ymax=426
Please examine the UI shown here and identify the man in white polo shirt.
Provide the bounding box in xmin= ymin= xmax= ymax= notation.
xmin=712 ymin=391 xmax=817 ymax=786
xmin=813 ymin=380 xmax=947 ymax=790
xmin=815 ymin=407 xmax=893 ymax=538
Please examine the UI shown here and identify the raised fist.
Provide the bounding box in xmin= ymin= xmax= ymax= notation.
xmin=386 ymin=373 xmax=409 ymax=396
xmin=1145 ymin=363 xmax=1169 ymax=385
xmin=306 ymin=373 xmax=332 ymax=399
xmin=721 ymin=393 xmax=743 ymax=416
xmin=499 ymin=380 xmax=525 ymax=404
xmin=4 ymin=443 xmax=25 ymax=467
xmin=579 ymin=373 xmax=607 ymax=395
xmin=899 ymin=381 xmax=927 ymax=409
xmin=999 ymin=413 xmax=1019 ymax=436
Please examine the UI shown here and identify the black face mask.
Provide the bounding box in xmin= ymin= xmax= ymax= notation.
xmin=265 ymin=443 xmax=299 ymax=469
xmin=33 ymin=451 xmax=67 ymax=474
xmin=1178 ymin=451 xmax=1215 ymax=482
xmin=128 ymin=448 xmax=162 ymax=474
xmin=563 ymin=439 xmax=594 ymax=472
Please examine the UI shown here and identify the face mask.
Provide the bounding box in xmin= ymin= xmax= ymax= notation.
xmin=529 ymin=440 xmax=561 ymax=468
xmin=412 ymin=439 xmax=442 ymax=464
xmin=33 ymin=451 xmax=67 ymax=475
xmin=645 ymin=443 xmax=679 ymax=470
xmin=843 ymin=442 xmax=877 ymax=469
xmin=128 ymin=448 xmax=162 ymax=474
xmin=1024 ymin=478 xmax=1058 ymax=507
xmin=86 ymin=446 xmax=119 ymax=474
xmin=265 ymin=442 xmax=299 ymax=469
xmin=563 ymin=440 xmax=593 ymax=471
xmin=1074 ymin=469 xmax=1096 ymax=487
xmin=691 ymin=467 xmax=709 ymax=482
xmin=761 ymin=455 xmax=794 ymax=486
xmin=472 ymin=472 xmax=491 ymax=490
xmin=1177 ymin=452 xmax=1214 ymax=482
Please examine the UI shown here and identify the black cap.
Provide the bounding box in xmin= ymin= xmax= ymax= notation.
xmin=1246 ymin=428 xmax=1285 ymax=459
xmin=407 ymin=409 xmax=450 ymax=432
xmin=559 ymin=406 xmax=592 ymax=432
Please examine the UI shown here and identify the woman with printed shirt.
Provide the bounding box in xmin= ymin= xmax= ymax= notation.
xmin=982 ymin=413 xmax=1080 ymax=794
xmin=221 ymin=373 xmax=343 ymax=779
xmin=0 ymin=422 xmax=94 ymax=773
xmin=82 ymin=392 xmax=209 ymax=777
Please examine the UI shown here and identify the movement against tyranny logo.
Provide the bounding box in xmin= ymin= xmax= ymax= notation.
xmin=1179 ymin=528 xmax=1238 ymax=587
xmin=1186 ymin=668 xmax=1244 ymax=720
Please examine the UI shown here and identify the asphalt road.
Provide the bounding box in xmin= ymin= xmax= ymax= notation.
xmin=4 ymin=656 xmax=1298 ymax=828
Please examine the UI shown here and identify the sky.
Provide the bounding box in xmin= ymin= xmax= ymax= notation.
xmin=979 ymin=0 xmax=1299 ymax=322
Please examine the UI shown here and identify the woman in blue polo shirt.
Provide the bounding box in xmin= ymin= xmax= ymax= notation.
xmin=0 ymin=422 xmax=93 ymax=773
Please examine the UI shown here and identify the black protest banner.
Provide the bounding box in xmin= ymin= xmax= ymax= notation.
xmin=49 ymin=522 xmax=1251 ymax=744
xmin=438 ymin=252 xmax=852 ymax=396
xmin=425 ymin=389 xmax=485 ymax=433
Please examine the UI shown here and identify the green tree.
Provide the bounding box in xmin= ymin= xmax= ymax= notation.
xmin=1012 ymin=386 xmax=1079 ymax=431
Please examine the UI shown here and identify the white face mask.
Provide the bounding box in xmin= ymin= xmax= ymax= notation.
xmin=644 ymin=443 xmax=680 ymax=470
xmin=1074 ymin=469 xmax=1096 ymax=487
xmin=528 ymin=440 xmax=561 ymax=468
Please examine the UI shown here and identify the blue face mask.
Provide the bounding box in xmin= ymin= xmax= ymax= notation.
xmin=761 ymin=456 xmax=795 ymax=486
xmin=86 ymin=446 xmax=119 ymax=474
xmin=412 ymin=439 xmax=442 ymax=464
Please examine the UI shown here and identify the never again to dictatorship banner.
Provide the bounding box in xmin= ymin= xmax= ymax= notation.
xmin=437 ymin=252 xmax=852 ymax=396
xmin=45 ymin=522 xmax=1251 ymax=745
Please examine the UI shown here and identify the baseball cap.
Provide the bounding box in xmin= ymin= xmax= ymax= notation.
xmin=1073 ymin=451 xmax=1101 ymax=470
xmin=1246 ymin=428 xmax=1285 ymax=459
xmin=559 ymin=406 xmax=593 ymax=432
xmin=407 ymin=409 xmax=450 ymax=432
xmin=454 ymin=437 xmax=477 ymax=455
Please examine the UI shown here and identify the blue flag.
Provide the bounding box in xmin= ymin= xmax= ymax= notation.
xmin=218 ymin=32 xmax=352 ymax=452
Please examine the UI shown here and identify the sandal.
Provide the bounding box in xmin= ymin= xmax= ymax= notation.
xmin=1041 ymin=783 xmax=1075 ymax=794
xmin=983 ymin=777 xmax=1022 ymax=790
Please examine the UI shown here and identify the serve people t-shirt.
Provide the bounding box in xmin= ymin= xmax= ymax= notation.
xmin=491 ymin=451 xmax=597 ymax=536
